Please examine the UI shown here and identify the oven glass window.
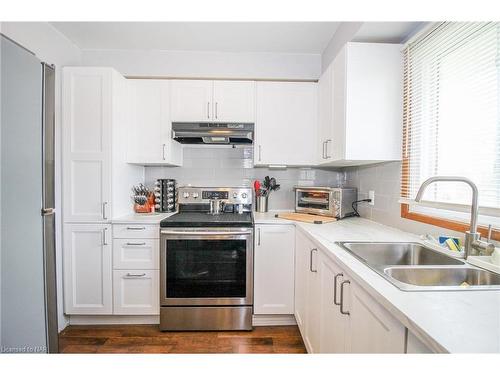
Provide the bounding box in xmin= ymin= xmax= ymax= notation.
xmin=297 ymin=191 xmax=330 ymax=210
xmin=166 ymin=239 xmax=246 ymax=298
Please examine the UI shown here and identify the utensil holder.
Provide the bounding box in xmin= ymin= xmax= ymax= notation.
xmin=255 ymin=195 xmax=269 ymax=213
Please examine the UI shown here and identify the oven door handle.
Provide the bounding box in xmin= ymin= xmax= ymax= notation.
xmin=160 ymin=230 xmax=253 ymax=236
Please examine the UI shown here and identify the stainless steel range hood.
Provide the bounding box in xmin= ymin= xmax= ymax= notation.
xmin=172 ymin=122 xmax=254 ymax=145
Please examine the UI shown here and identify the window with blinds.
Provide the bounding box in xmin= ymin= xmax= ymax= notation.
xmin=401 ymin=22 xmax=500 ymax=217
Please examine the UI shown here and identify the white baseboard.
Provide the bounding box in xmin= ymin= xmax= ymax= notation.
xmin=252 ymin=314 xmax=297 ymax=326
xmin=68 ymin=315 xmax=160 ymax=325
xmin=68 ymin=314 xmax=297 ymax=327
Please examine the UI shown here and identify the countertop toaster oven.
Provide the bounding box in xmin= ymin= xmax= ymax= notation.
xmin=294 ymin=186 xmax=358 ymax=219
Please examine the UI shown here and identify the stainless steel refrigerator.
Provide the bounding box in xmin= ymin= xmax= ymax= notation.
xmin=1 ymin=34 xmax=58 ymax=353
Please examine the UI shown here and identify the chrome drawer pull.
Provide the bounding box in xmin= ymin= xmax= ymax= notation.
xmin=125 ymin=273 xmax=146 ymax=278
xmin=333 ymin=273 xmax=343 ymax=306
xmin=309 ymin=248 xmax=318 ymax=272
xmin=126 ymin=242 xmax=146 ymax=246
xmin=126 ymin=226 xmax=146 ymax=230
xmin=340 ymin=280 xmax=350 ymax=315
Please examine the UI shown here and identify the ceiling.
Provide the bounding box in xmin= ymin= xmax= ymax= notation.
xmin=51 ymin=22 xmax=341 ymax=54
xmin=353 ymin=22 xmax=424 ymax=43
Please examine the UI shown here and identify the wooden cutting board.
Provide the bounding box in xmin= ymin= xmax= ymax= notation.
xmin=275 ymin=212 xmax=337 ymax=224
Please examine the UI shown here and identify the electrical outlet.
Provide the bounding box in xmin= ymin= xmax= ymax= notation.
xmin=368 ymin=190 xmax=375 ymax=206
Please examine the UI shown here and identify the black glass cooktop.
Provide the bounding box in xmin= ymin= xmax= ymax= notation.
xmin=160 ymin=211 xmax=253 ymax=227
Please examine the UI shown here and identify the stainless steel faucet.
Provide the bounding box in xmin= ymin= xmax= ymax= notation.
xmin=414 ymin=176 xmax=495 ymax=258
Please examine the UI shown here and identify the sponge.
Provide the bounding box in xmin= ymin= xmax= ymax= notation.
xmin=443 ymin=237 xmax=460 ymax=251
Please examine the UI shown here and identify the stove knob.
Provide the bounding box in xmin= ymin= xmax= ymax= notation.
xmin=241 ymin=193 xmax=248 ymax=199
xmin=233 ymin=192 xmax=238 ymax=198
xmin=183 ymin=192 xmax=190 ymax=198
xmin=192 ymin=192 xmax=199 ymax=199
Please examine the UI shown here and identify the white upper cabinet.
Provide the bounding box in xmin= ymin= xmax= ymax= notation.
xmin=63 ymin=67 xmax=143 ymax=222
xmin=318 ymin=64 xmax=334 ymax=163
xmin=170 ymin=80 xmax=214 ymax=122
xmin=318 ymin=42 xmax=403 ymax=167
xmin=127 ymin=79 xmax=182 ymax=166
xmin=170 ymin=80 xmax=255 ymax=123
xmin=253 ymin=224 xmax=295 ymax=315
xmin=63 ymin=68 xmax=113 ymax=222
xmin=254 ymin=82 xmax=318 ymax=166
xmin=213 ymin=81 xmax=255 ymax=122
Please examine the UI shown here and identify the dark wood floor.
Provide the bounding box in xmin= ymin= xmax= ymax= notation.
xmin=59 ymin=325 xmax=307 ymax=354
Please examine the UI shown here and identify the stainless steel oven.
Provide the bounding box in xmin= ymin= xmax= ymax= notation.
xmin=159 ymin=226 xmax=253 ymax=330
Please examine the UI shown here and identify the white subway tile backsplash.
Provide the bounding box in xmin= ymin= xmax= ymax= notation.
xmin=144 ymin=146 xmax=344 ymax=210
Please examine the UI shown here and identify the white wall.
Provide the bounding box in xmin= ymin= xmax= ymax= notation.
xmin=82 ymin=49 xmax=322 ymax=80
xmin=346 ymin=162 xmax=467 ymax=240
xmin=0 ymin=22 xmax=82 ymax=333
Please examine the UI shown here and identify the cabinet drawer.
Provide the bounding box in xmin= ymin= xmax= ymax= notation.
xmin=113 ymin=239 xmax=159 ymax=269
xmin=113 ymin=270 xmax=159 ymax=315
xmin=112 ymin=224 xmax=159 ymax=239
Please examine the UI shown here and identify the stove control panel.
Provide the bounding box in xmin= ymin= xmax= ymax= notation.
xmin=178 ymin=187 xmax=253 ymax=205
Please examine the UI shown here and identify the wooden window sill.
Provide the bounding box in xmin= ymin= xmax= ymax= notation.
xmin=401 ymin=203 xmax=500 ymax=241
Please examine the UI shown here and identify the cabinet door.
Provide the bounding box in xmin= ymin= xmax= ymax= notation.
xmin=305 ymin=245 xmax=321 ymax=353
xmin=318 ymin=64 xmax=334 ymax=164
xmin=62 ymin=68 xmax=112 ymax=222
xmin=113 ymin=239 xmax=159 ymax=270
xmin=255 ymin=82 xmax=318 ymax=166
xmin=294 ymin=230 xmax=311 ymax=335
xmin=113 ymin=270 xmax=159 ymax=315
xmin=127 ymin=80 xmax=182 ymax=166
xmin=331 ymin=48 xmax=347 ymax=162
xmin=346 ymin=279 xmax=406 ymax=353
xmin=254 ymin=225 xmax=295 ymax=314
xmin=170 ymin=80 xmax=213 ymax=122
xmin=319 ymin=255 xmax=348 ymax=353
xmin=213 ymin=80 xmax=255 ymax=122
xmin=63 ymin=223 xmax=112 ymax=314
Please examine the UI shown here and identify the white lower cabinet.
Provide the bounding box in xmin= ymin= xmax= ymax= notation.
xmin=111 ymin=224 xmax=160 ymax=315
xmin=294 ymin=230 xmax=321 ymax=353
xmin=346 ymin=279 xmax=406 ymax=353
xmin=113 ymin=239 xmax=159 ymax=270
xmin=63 ymin=223 xmax=113 ymax=315
xmin=113 ymin=270 xmax=159 ymax=315
xmin=294 ymin=230 xmax=310 ymax=334
xmin=254 ymin=224 xmax=295 ymax=314
xmin=294 ymin=229 xmax=406 ymax=353
xmin=320 ymin=255 xmax=348 ymax=353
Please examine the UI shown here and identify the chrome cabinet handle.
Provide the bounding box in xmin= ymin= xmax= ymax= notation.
xmin=258 ymin=145 xmax=262 ymax=161
xmin=333 ymin=273 xmax=343 ymax=306
xmin=126 ymin=226 xmax=146 ymax=230
xmin=257 ymin=227 xmax=261 ymax=246
xmin=322 ymin=141 xmax=326 ymax=159
xmin=215 ymin=102 xmax=218 ymax=119
xmin=125 ymin=272 xmax=146 ymax=278
xmin=340 ymin=280 xmax=350 ymax=315
xmin=325 ymin=139 xmax=332 ymax=159
xmin=162 ymin=143 xmax=166 ymax=160
xmin=207 ymin=102 xmax=210 ymax=119
xmin=126 ymin=242 xmax=146 ymax=246
xmin=102 ymin=201 xmax=108 ymax=220
xmin=309 ymin=248 xmax=318 ymax=272
xmin=102 ymin=228 xmax=108 ymax=246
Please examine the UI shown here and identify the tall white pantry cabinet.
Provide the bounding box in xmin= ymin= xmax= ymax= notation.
xmin=62 ymin=67 xmax=143 ymax=314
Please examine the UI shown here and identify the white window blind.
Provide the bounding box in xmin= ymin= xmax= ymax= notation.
xmin=402 ymin=22 xmax=500 ymax=215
